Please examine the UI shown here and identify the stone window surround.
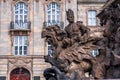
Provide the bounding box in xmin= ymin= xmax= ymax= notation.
xmin=8 ymin=59 xmax=32 ymax=80
xmin=88 ymin=10 xmax=97 ymax=26
xmin=43 ymin=0 xmax=63 ymax=55
xmin=86 ymin=7 xmax=99 ymax=27
xmin=10 ymin=0 xmax=31 ymax=56
xmin=14 ymin=2 xmax=28 ymax=29
xmin=14 ymin=36 xmax=28 ymax=56
xmin=46 ymin=2 xmax=60 ymax=26
xmin=10 ymin=34 xmax=30 ymax=56
xmin=43 ymin=0 xmax=63 ymax=22
xmin=11 ymin=0 xmax=30 ymax=22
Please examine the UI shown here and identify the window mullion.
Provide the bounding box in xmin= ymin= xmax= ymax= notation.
xmin=22 ymin=7 xmax=24 ymax=29
xmin=54 ymin=4 xmax=56 ymax=22
xmin=23 ymin=6 xmax=25 ymax=23
xmin=91 ymin=18 xmax=93 ymax=25
xmin=14 ymin=37 xmax=15 ymax=55
xmin=16 ymin=37 xmax=18 ymax=55
xmin=18 ymin=36 xmax=19 ymax=55
xmin=22 ymin=36 xmax=24 ymax=55
xmin=51 ymin=4 xmax=52 ymax=24
xmin=18 ymin=5 xmax=20 ymax=23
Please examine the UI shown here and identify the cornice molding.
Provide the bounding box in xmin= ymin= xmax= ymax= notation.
xmin=43 ymin=0 xmax=62 ymax=6
xmin=13 ymin=0 xmax=29 ymax=1
xmin=0 ymin=55 xmax=44 ymax=59
xmin=77 ymin=0 xmax=107 ymax=4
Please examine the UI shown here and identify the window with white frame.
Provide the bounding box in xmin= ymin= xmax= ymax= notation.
xmin=48 ymin=44 xmax=52 ymax=55
xmin=14 ymin=2 xmax=28 ymax=29
xmin=46 ymin=2 xmax=60 ymax=54
xmin=14 ymin=36 xmax=28 ymax=55
xmin=88 ymin=10 xmax=97 ymax=26
xmin=47 ymin=2 xmax=60 ymax=26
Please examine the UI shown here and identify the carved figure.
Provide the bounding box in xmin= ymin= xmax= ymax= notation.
xmin=42 ymin=7 xmax=120 ymax=79
xmin=95 ymin=2 xmax=120 ymax=78
xmin=42 ymin=9 xmax=99 ymax=80
xmin=65 ymin=9 xmax=82 ymax=44
xmin=65 ymin=9 xmax=91 ymax=45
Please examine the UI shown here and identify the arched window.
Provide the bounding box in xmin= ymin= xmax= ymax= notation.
xmin=14 ymin=2 xmax=28 ymax=29
xmin=47 ymin=2 xmax=60 ymax=26
xmin=46 ymin=2 xmax=60 ymax=55
xmin=10 ymin=67 xmax=30 ymax=80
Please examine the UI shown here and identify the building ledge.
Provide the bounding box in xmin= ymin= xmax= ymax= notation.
xmin=77 ymin=0 xmax=107 ymax=4
xmin=0 ymin=55 xmax=45 ymax=59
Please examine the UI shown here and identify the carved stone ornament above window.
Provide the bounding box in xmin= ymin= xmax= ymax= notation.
xmin=3 ymin=0 xmax=6 ymax=2
xmin=44 ymin=0 xmax=62 ymax=4
xmin=45 ymin=0 xmax=61 ymax=2
xmin=13 ymin=0 xmax=29 ymax=2
xmin=36 ymin=0 xmax=39 ymax=2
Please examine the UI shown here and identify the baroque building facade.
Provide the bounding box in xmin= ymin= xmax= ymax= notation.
xmin=0 ymin=0 xmax=107 ymax=80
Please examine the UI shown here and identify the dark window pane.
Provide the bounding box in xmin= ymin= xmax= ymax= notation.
xmin=34 ymin=76 xmax=40 ymax=80
xmin=24 ymin=51 xmax=27 ymax=55
xmin=24 ymin=46 xmax=27 ymax=50
xmin=48 ymin=46 xmax=51 ymax=50
xmin=15 ymin=15 xmax=18 ymax=20
xmin=20 ymin=9 xmax=23 ymax=14
xmin=24 ymin=15 xmax=27 ymax=22
xmin=19 ymin=50 xmax=22 ymax=55
xmin=20 ymin=15 xmax=23 ymax=20
xmin=20 ymin=3 xmax=23 ymax=8
xmin=15 ymin=11 xmax=18 ymax=14
xmin=15 ymin=5 xmax=18 ymax=10
xmin=24 ymin=5 xmax=28 ymax=10
xmin=24 ymin=46 xmax=27 ymax=55
xmin=0 ymin=77 xmax=6 ymax=80
xmin=48 ymin=51 xmax=52 ymax=55
xmin=48 ymin=11 xmax=50 ymax=14
xmin=24 ymin=11 xmax=28 ymax=14
xmin=15 ymin=46 xmax=18 ymax=50
xmin=15 ymin=46 xmax=18 ymax=55
xmin=48 ymin=19 xmax=50 ymax=22
xmin=15 ymin=50 xmax=18 ymax=55
xmin=15 ymin=20 xmax=18 ymax=23
xmin=52 ymin=9 xmax=55 ymax=13
xmin=20 ymin=46 xmax=22 ymax=50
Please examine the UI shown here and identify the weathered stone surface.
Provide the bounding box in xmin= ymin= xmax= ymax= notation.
xmin=42 ymin=5 xmax=120 ymax=79
xmin=0 ymin=0 xmax=105 ymax=80
xmin=42 ymin=9 xmax=101 ymax=80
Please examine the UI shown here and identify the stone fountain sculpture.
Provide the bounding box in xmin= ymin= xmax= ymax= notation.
xmin=41 ymin=9 xmax=120 ymax=80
